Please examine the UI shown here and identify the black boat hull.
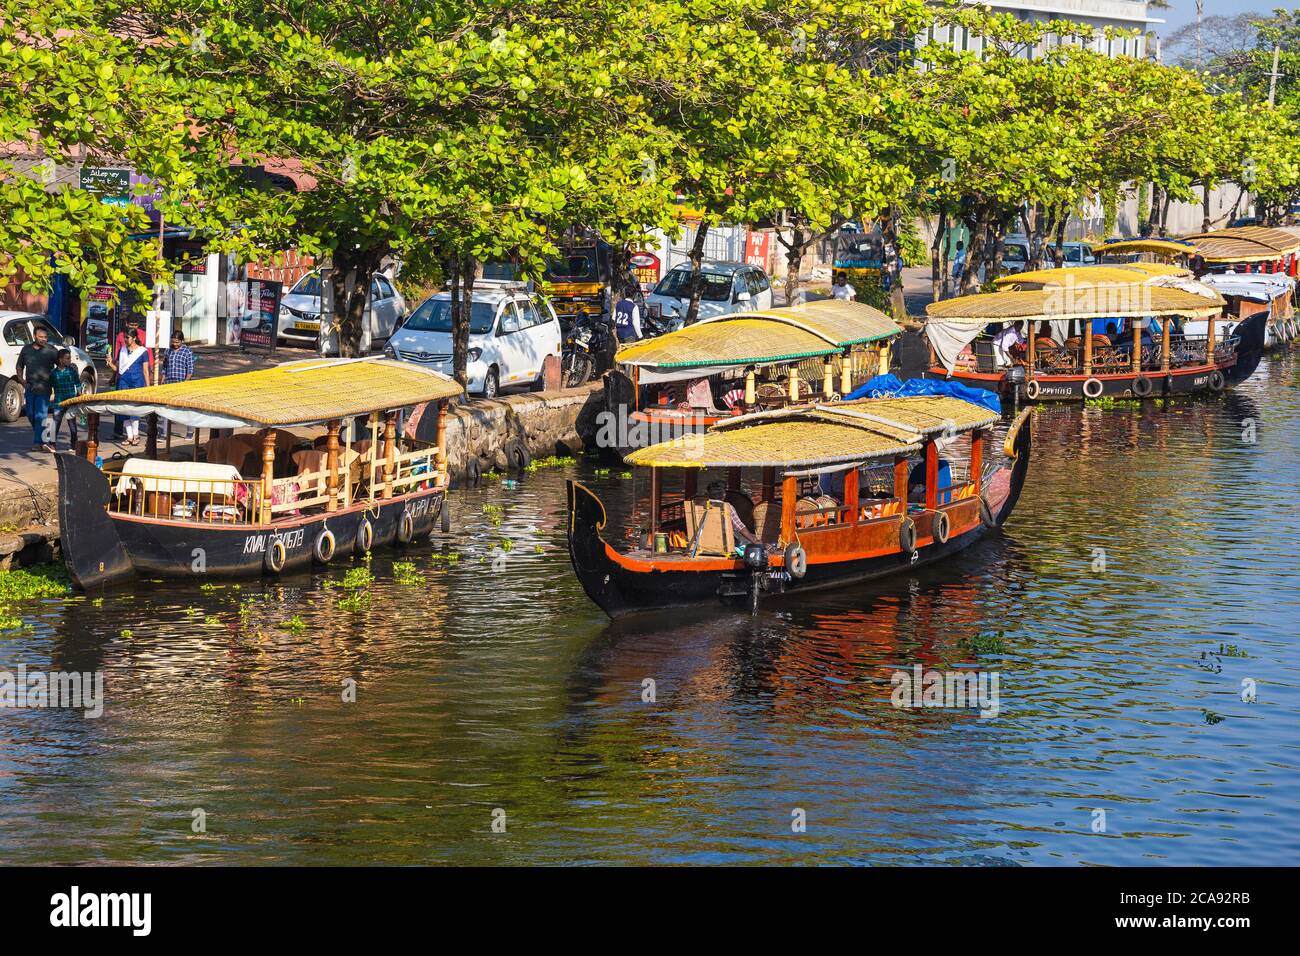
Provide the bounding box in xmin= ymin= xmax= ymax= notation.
xmin=56 ymin=453 xmax=444 ymax=590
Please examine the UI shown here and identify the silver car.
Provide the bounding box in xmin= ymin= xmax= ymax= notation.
xmin=276 ymin=272 xmax=407 ymax=354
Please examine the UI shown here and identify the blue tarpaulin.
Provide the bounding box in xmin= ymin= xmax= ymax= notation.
xmin=846 ymin=373 xmax=1001 ymax=414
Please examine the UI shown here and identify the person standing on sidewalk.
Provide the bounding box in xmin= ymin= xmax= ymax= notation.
xmin=162 ymin=330 xmax=195 ymax=439
xmin=111 ymin=336 xmax=151 ymax=446
xmin=111 ymin=316 xmax=154 ymax=438
xmin=14 ymin=325 xmax=59 ymax=452
xmin=50 ymin=349 xmax=83 ymax=451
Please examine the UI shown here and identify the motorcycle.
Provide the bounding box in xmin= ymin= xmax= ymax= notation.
xmin=561 ymin=313 xmax=616 ymax=388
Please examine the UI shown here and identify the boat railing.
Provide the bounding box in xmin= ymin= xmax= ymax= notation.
xmin=1030 ymin=333 xmax=1239 ymax=375
xmin=109 ymin=474 xmax=265 ymax=525
xmin=366 ymin=442 xmax=442 ymax=497
xmin=796 ymin=495 xmax=903 ymax=530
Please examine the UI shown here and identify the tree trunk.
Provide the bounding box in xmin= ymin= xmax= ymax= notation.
xmin=960 ymin=204 xmax=991 ymax=295
xmin=684 ymin=221 xmax=710 ymax=324
xmin=459 ymin=256 xmax=477 ymax=395
xmin=1052 ymin=214 xmax=1067 ymax=268
xmin=449 ymin=257 xmax=466 ymax=393
xmin=930 ymin=206 xmax=948 ymax=303
xmin=880 ymin=208 xmax=905 ymax=319
xmin=782 ymin=225 xmax=807 ymax=307
xmin=331 ymin=248 xmax=377 ymax=358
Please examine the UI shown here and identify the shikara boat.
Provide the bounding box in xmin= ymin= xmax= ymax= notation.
xmin=919 ymin=279 xmax=1265 ymax=401
xmin=604 ymin=300 xmax=900 ymax=453
xmin=56 ymin=357 xmax=462 ymax=589
xmin=1196 ymin=272 xmax=1297 ymax=351
xmin=1095 ymin=227 xmax=1300 ymax=277
xmin=567 ymin=395 xmax=1031 ymax=617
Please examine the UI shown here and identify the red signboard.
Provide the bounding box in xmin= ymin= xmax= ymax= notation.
xmin=630 ymin=251 xmax=661 ymax=290
xmin=745 ymin=231 xmax=770 ymax=270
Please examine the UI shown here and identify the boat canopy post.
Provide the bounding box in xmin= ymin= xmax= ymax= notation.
xmin=840 ymin=348 xmax=852 ymax=395
xmin=822 ymin=357 xmax=834 ymax=399
xmin=434 ymin=399 xmax=448 ymax=482
xmin=787 ymin=366 xmax=799 ymax=403
xmin=1027 ymin=324 xmax=1036 ymax=381
xmin=684 ymin=470 xmax=697 ymax=500
xmin=260 ymin=428 xmax=275 ymax=524
xmin=1207 ymin=313 xmax=1217 ymax=365
xmin=1131 ymin=319 xmax=1141 ymax=374
xmin=146 ymin=413 xmax=158 ymax=460
xmin=971 ymin=430 xmax=984 ymax=495
xmin=924 ymin=440 xmax=938 ymax=511
xmin=727 ymin=467 xmax=741 ymax=492
xmin=780 ymin=473 xmax=797 ymax=543
xmin=744 ymin=366 xmax=756 ymax=409
xmin=893 ymin=455 xmax=908 ymax=502
xmin=761 ymin=466 xmax=775 ymax=502
xmin=845 ymin=466 xmax=860 ymax=526
xmin=382 ymin=410 xmax=397 ymax=498
xmin=326 ymin=419 xmax=341 ymax=512
xmin=1161 ymin=318 xmax=1171 ymax=373
xmin=85 ymin=412 xmax=99 ymax=462
xmin=649 ymin=467 xmax=662 ymax=538
xmin=1083 ymin=320 xmax=1093 ymax=376
xmin=367 ymin=411 xmax=380 ymax=498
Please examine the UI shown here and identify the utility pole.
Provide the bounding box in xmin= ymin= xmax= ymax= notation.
xmin=1196 ymin=0 xmax=1204 ymax=68
xmin=1268 ymin=44 xmax=1281 ymax=107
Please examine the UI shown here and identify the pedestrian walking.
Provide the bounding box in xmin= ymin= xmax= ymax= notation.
xmin=14 ymin=324 xmax=59 ymax=452
xmin=613 ymin=288 xmax=643 ymax=342
xmin=831 ymin=271 xmax=856 ymax=301
xmin=111 ymin=316 xmax=153 ymax=438
xmin=951 ymin=240 xmax=967 ymax=279
xmin=50 ymin=349 xmax=83 ymax=450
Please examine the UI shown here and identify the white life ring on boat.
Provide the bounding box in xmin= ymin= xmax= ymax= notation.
xmin=355 ymin=519 xmax=374 ymax=554
xmin=1083 ymin=377 xmax=1104 ymax=399
xmin=265 ymin=537 xmax=287 ymax=574
xmin=932 ymin=510 xmax=950 ymax=544
xmin=396 ymin=510 xmax=415 ymax=545
xmin=314 ymin=528 xmax=336 ymax=563
xmin=783 ymin=542 xmax=807 ymax=579
xmin=1024 ymin=379 xmax=1041 ymax=401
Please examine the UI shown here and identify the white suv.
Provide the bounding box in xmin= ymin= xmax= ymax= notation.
xmin=1 ymin=312 xmax=98 ymax=422
xmin=384 ymin=287 xmax=562 ymax=398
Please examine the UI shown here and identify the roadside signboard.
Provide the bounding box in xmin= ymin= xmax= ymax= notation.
xmin=78 ymin=167 xmax=132 ymax=206
xmin=630 ymin=251 xmax=661 ymax=291
xmin=82 ymin=285 xmax=117 ymax=358
xmin=744 ymin=231 xmax=771 ymax=271
xmin=238 ymin=279 xmax=281 ymax=354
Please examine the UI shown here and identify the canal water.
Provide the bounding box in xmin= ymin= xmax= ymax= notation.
xmin=2 ymin=355 xmax=1298 ymax=865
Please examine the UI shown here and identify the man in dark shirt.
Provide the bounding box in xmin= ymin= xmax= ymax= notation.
xmin=15 ymin=325 xmax=59 ymax=450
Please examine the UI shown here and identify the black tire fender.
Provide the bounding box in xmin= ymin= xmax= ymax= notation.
xmin=440 ymin=495 xmax=451 ymax=533
xmin=396 ymin=510 xmax=415 ymax=545
xmin=506 ymin=440 xmax=531 ymax=471
xmin=783 ymin=542 xmax=807 ymax=579
xmin=932 ymin=510 xmax=950 ymax=545
xmin=979 ymin=496 xmax=997 ymax=529
xmin=313 ymin=528 xmax=336 ymax=563
xmin=1131 ymin=375 xmax=1153 ymax=398
xmin=464 ymin=456 xmax=482 ymax=486
xmin=355 ymin=519 xmax=374 ymax=554
xmin=265 ymin=537 xmax=287 ymax=574
xmin=1208 ymin=369 xmax=1226 ymax=393
xmin=899 ymin=518 xmax=917 ymax=554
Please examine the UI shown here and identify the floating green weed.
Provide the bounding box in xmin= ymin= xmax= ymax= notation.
xmin=525 ymin=455 xmax=577 ymax=473
xmin=1084 ymin=396 xmax=1141 ymax=410
xmin=482 ymin=503 xmax=504 ymax=526
xmin=392 ymin=561 xmax=424 ymax=586
xmin=0 ymin=566 xmax=70 ymax=603
xmin=280 ymin=616 xmax=307 ymax=633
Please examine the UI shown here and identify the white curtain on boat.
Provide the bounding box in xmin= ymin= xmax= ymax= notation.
xmin=925 ymin=321 xmax=984 ymax=374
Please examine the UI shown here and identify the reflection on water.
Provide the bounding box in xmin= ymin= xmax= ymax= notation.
xmin=2 ymin=354 xmax=1299 ymax=864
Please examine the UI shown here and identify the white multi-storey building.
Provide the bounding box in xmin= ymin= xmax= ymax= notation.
xmin=919 ymin=0 xmax=1163 ymax=61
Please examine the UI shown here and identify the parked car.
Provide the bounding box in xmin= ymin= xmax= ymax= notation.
xmin=1000 ymin=236 xmax=1096 ymax=274
xmin=277 ymin=271 xmax=407 ymax=353
xmin=0 ymin=312 xmax=98 ymax=422
xmin=384 ymin=286 xmax=563 ymax=398
xmin=645 ymin=261 xmax=773 ymax=322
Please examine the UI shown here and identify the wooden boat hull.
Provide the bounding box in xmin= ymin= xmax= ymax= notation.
xmin=56 ymin=453 xmax=445 ymax=590
xmin=567 ymin=412 xmax=1032 ymax=619
xmin=927 ymin=312 xmax=1268 ymax=402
